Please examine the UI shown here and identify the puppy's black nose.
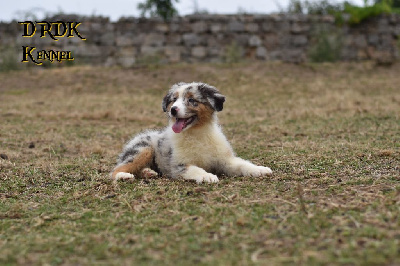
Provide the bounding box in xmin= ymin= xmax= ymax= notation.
xmin=171 ymin=106 xmax=178 ymax=116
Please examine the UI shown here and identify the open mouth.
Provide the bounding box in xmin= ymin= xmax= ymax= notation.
xmin=172 ymin=116 xmax=196 ymax=133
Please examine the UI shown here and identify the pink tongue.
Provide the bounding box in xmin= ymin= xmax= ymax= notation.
xmin=172 ymin=119 xmax=185 ymax=133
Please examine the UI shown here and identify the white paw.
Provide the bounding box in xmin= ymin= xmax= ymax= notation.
xmin=242 ymin=165 xmax=273 ymax=177
xmin=193 ymin=173 xmax=219 ymax=184
xmin=114 ymin=172 xmax=135 ymax=181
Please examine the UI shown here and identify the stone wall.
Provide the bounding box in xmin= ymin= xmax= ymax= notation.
xmin=1 ymin=13 xmax=399 ymax=67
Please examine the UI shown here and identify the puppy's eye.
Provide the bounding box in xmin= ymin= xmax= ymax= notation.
xmin=172 ymin=97 xmax=177 ymax=102
xmin=188 ymin=98 xmax=197 ymax=104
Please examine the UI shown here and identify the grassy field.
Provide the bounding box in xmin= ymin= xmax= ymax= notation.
xmin=0 ymin=62 xmax=399 ymax=265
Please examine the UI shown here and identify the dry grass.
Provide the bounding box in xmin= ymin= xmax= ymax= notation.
xmin=0 ymin=62 xmax=399 ymax=265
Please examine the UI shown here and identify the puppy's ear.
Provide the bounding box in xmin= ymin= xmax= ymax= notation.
xmin=162 ymin=92 xmax=171 ymax=112
xmin=198 ymin=83 xmax=226 ymax=112
xmin=210 ymin=92 xmax=225 ymax=112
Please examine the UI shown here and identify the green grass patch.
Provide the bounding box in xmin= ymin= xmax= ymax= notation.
xmin=0 ymin=62 xmax=399 ymax=265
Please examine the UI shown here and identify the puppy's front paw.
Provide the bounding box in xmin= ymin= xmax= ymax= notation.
xmin=114 ymin=172 xmax=135 ymax=181
xmin=257 ymin=166 xmax=273 ymax=176
xmin=193 ymin=173 xmax=219 ymax=184
xmin=242 ymin=165 xmax=273 ymax=177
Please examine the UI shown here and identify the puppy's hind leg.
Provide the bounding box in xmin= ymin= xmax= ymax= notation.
xmin=140 ymin=168 xmax=159 ymax=179
xmin=112 ymin=147 xmax=154 ymax=181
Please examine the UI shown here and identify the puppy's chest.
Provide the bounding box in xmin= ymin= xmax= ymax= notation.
xmin=172 ymin=130 xmax=231 ymax=168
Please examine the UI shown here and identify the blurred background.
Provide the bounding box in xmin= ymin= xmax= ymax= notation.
xmin=0 ymin=0 xmax=399 ymax=71
xmin=1 ymin=0 xmax=367 ymax=22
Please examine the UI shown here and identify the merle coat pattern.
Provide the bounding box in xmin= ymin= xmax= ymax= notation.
xmin=112 ymin=82 xmax=272 ymax=183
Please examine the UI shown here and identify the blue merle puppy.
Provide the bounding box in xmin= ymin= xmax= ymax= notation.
xmin=112 ymin=82 xmax=272 ymax=183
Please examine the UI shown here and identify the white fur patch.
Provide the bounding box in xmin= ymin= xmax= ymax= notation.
xmin=114 ymin=172 xmax=135 ymax=180
xmin=240 ymin=165 xmax=273 ymax=177
xmin=171 ymin=97 xmax=186 ymax=117
xmin=171 ymin=83 xmax=195 ymax=118
xmin=220 ymin=157 xmax=273 ymax=177
xmin=183 ymin=165 xmax=219 ymax=183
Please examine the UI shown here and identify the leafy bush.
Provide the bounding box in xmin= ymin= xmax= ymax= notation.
xmin=284 ymin=0 xmax=400 ymax=25
xmin=0 ymin=46 xmax=20 ymax=72
xmin=223 ymin=42 xmax=244 ymax=63
xmin=343 ymin=0 xmax=394 ymax=25
xmin=137 ymin=0 xmax=179 ymax=21
xmin=376 ymin=0 xmax=400 ymax=8
xmin=308 ymin=26 xmax=343 ymax=62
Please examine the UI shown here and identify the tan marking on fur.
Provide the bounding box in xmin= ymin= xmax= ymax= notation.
xmin=185 ymin=91 xmax=194 ymax=99
xmin=166 ymin=101 xmax=174 ymax=113
xmin=188 ymin=103 xmax=214 ymax=129
xmin=112 ymin=147 xmax=154 ymax=179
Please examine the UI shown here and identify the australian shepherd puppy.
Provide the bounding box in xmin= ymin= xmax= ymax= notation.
xmin=111 ymin=82 xmax=272 ymax=183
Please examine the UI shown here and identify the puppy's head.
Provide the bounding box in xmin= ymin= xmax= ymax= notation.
xmin=162 ymin=82 xmax=226 ymax=133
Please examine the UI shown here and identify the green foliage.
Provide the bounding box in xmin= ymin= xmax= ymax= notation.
xmin=308 ymin=26 xmax=343 ymax=62
xmin=286 ymin=0 xmax=304 ymax=13
xmin=0 ymin=46 xmax=21 ymax=72
xmin=375 ymin=0 xmax=400 ymax=8
xmin=284 ymin=0 xmax=400 ymax=25
xmin=137 ymin=0 xmax=179 ymax=21
xmin=223 ymin=42 xmax=244 ymax=63
xmin=343 ymin=0 xmax=394 ymax=24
